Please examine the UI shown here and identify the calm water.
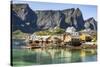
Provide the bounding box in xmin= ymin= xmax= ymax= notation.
xmin=11 ymin=39 xmax=97 ymax=66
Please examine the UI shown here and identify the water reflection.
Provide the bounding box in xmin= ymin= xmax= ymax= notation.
xmin=32 ymin=48 xmax=96 ymax=64
xmin=12 ymin=39 xmax=97 ymax=66
xmin=12 ymin=48 xmax=97 ymax=66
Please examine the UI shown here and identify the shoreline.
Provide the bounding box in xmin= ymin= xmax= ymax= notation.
xmin=21 ymin=44 xmax=97 ymax=50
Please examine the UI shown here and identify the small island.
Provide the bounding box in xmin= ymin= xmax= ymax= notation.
xmin=12 ymin=27 xmax=97 ymax=49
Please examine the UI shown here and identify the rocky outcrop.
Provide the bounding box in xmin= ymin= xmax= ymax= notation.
xmin=35 ymin=10 xmax=62 ymax=30
xmin=11 ymin=4 xmax=38 ymax=33
xmin=61 ymin=8 xmax=84 ymax=30
xmin=11 ymin=4 xmax=97 ymax=33
xmin=84 ymin=17 xmax=97 ymax=30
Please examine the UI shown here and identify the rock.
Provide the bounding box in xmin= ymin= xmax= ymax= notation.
xmin=11 ymin=4 xmax=97 ymax=33
xmin=84 ymin=17 xmax=97 ymax=30
xmin=11 ymin=4 xmax=38 ymax=33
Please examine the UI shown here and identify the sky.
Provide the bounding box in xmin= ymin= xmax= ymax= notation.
xmin=12 ymin=1 xmax=97 ymax=20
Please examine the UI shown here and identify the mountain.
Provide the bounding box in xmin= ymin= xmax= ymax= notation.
xmin=84 ymin=17 xmax=97 ymax=30
xmin=11 ymin=4 xmax=38 ymax=33
xmin=11 ymin=4 xmax=97 ymax=33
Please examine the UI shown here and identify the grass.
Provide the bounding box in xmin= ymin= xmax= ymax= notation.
xmin=35 ymin=27 xmax=65 ymax=36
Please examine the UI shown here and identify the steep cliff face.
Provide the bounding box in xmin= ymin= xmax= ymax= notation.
xmin=61 ymin=8 xmax=84 ymax=30
xmin=84 ymin=17 xmax=97 ymax=30
xmin=35 ymin=10 xmax=63 ymax=30
xmin=12 ymin=4 xmax=38 ymax=33
xmin=35 ymin=8 xmax=84 ymax=30
xmin=11 ymin=4 xmax=97 ymax=33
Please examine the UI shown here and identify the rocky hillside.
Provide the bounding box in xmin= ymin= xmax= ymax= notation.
xmin=84 ymin=17 xmax=97 ymax=30
xmin=11 ymin=4 xmax=97 ymax=33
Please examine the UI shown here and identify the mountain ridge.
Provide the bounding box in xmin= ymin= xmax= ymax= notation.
xmin=11 ymin=4 xmax=97 ymax=33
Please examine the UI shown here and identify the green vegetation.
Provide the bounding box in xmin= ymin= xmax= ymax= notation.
xmin=13 ymin=30 xmax=23 ymax=35
xmin=12 ymin=30 xmax=27 ymax=39
xmin=35 ymin=27 xmax=65 ymax=36
xmin=53 ymin=27 xmax=65 ymax=34
xmin=92 ymin=36 xmax=97 ymax=42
